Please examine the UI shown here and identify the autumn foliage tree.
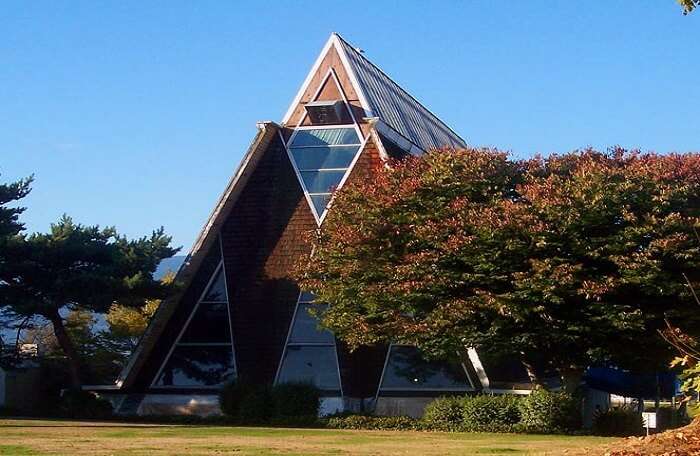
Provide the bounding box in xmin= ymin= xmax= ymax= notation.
xmin=296 ymin=148 xmax=700 ymax=392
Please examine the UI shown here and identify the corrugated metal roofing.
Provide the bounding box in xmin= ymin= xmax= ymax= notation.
xmin=335 ymin=34 xmax=467 ymax=152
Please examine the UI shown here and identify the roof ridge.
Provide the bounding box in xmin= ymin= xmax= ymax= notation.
xmin=334 ymin=33 xmax=466 ymax=147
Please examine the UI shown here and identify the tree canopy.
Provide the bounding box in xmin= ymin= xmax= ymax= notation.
xmin=296 ymin=148 xmax=700 ymax=389
xmin=0 ymin=214 xmax=178 ymax=387
xmin=678 ymin=0 xmax=699 ymax=14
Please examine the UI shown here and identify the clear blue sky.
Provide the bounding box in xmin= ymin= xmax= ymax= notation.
xmin=2 ymin=1 xmax=699 ymax=252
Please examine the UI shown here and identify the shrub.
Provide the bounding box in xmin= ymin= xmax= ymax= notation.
xmin=518 ymin=389 xmax=580 ymax=434
xmin=422 ymin=396 xmax=466 ymax=431
xmin=58 ymin=390 xmax=113 ymax=419
xmin=462 ymin=394 xmax=521 ymax=432
xmin=270 ymin=382 xmax=321 ymax=419
xmin=326 ymin=414 xmax=420 ymax=431
xmin=219 ymin=381 xmax=272 ymax=423
xmin=592 ymin=406 xmax=644 ymax=437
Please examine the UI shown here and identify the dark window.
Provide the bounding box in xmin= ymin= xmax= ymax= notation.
xmin=153 ymin=260 xmax=237 ymax=388
xmin=155 ymin=345 xmax=235 ymax=387
xmin=202 ymin=269 xmax=227 ymax=302
xmin=277 ymin=292 xmax=341 ymax=392
xmin=380 ymin=346 xmax=471 ymax=391
xmin=179 ymin=301 xmax=231 ymax=344
xmin=277 ymin=346 xmax=341 ymax=391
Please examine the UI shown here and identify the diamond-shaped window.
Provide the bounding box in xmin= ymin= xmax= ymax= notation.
xmin=287 ymin=128 xmax=362 ymax=220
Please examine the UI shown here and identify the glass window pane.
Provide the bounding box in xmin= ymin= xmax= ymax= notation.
xmin=203 ymin=269 xmax=227 ymax=302
xmin=380 ymin=346 xmax=470 ymax=390
xmin=180 ymin=301 xmax=231 ymax=343
xmin=289 ymin=304 xmax=334 ymax=344
xmin=277 ymin=346 xmax=341 ymax=391
xmin=291 ymin=128 xmax=360 ymax=147
xmin=310 ymin=194 xmax=331 ymax=217
xmin=301 ymin=170 xmax=345 ymax=194
xmin=291 ymin=146 xmax=358 ymax=170
xmin=156 ymin=345 xmax=235 ymax=387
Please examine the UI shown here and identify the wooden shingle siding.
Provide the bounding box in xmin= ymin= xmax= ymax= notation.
xmin=219 ymin=131 xmax=315 ymax=384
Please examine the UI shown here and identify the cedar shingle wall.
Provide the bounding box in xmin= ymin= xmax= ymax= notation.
xmin=220 ymin=131 xmax=315 ymax=384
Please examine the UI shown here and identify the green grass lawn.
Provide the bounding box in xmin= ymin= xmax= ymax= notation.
xmin=0 ymin=419 xmax=614 ymax=456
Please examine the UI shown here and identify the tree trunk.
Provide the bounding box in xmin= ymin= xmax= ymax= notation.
xmin=560 ymin=368 xmax=584 ymax=395
xmin=49 ymin=311 xmax=82 ymax=389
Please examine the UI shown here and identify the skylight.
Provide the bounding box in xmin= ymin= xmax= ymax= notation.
xmin=287 ymin=127 xmax=362 ymax=220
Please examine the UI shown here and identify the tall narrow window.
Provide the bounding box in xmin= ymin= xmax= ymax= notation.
xmin=154 ymin=262 xmax=236 ymax=388
xmin=287 ymin=127 xmax=362 ymax=220
xmin=378 ymin=345 xmax=473 ymax=393
xmin=276 ymin=292 xmax=342 ymax=393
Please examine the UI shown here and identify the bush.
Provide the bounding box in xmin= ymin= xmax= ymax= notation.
xmin=270 ymin=382 xmax=321 ymax=419
xmin=219 ymin=381 xmax=272 ymax=423
xmin=518 ymin=389 xmax=580 ymax=434
xmin=58 ymin=390 xmax=113 ymax=419
xmin=462 ymin=395 xmax=521 ymax=432
xmin=326 ymin=414 xmax=421 ymax=431
xmin=592 ymin=407 xmax=644 ymax=437
xmin=422 ymin=396 xmax=466 ymax=431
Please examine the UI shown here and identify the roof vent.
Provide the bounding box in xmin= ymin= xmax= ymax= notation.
xmin=304 ymin=100 xmax=345 ymax=125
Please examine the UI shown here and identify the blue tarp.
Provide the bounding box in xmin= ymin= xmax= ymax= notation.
xmin=584 ymin=367 xmax=677 ymax=398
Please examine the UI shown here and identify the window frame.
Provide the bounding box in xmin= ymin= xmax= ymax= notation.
xmin=151 ymin=237 xmax=237 ymax=390
xmin=281 ymin=67 xmax=368 ymax=225
xmin=274 ymin=291 xmax=343 ymax=396
xmin=375 ymin=344 xmax=475 ymax=398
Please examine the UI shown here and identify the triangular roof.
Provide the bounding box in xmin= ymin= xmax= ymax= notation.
xmin=117 ymin=34 xmax=469 ymax=390
xmin=282 ymin=33 xmax=467 ymax=153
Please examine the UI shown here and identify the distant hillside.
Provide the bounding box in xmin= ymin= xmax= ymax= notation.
xmin=155 ymin=255 xmax=186 ymax=280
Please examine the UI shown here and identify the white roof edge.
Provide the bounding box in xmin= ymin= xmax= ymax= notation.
xmin=281 ymin=33 xmax=373 ymax=125
xmin=331 ymin=33 xmax=373 ymax=118
xmin=117 ymin=121 xmax=279 ymax=388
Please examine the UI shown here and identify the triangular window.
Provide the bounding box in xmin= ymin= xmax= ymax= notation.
xmin=378 ymin=345 xmax=473 ymax=393
xmin=154 ymin=261 xmax=236 ymax=388
xmin=287 ymin=127 xmax=362 ymax=221
xmin=276 ymin=292 xmax=342 ymax=393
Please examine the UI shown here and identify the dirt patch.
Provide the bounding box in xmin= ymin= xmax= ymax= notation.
xmin=597 ymin=419 xmax=700 ymax=455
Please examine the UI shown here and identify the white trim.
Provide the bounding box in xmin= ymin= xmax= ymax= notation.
xmin=373 ymin=343 xmax=393 ymax=404
xmin=283 ymin=125 xmax=368 ymax=225
xmin=328 ymin=67 xmax=365 ymax=144
xmin=119 ymin=123 xmax=275 ymax=388
xmin=279 ymin=130 xmax=323 ymax=224
xmin=467 ymin=348 xmax=490 ymax=391
xmin=281 ymin=33 xmax=373 ymax=126
xmin=273 ymin=290 xmax=302 ymax=385
xmin=219 ymin=235 xmax=238 ymax=379
xmin=331 ymin=33 xmax=373 ymax=118
xmin=371 ymin=118 xmax=424 ymax=156
xmin=289 ymin=68 xmax=335 ymax=131
xmin=281 ymin=36 xmax=336 ymax=125
xmin=318 ymin=133 xmax=370 ymax=225
xmin=150 ymin=258 xmax=235 ymax=389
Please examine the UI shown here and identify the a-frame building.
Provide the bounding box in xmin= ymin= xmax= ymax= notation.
xmin=109 ymin=33 xmax=531 ymax=417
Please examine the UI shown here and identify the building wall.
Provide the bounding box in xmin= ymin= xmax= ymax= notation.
xmin=219 ymin=131 xmax=315 ymax=385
